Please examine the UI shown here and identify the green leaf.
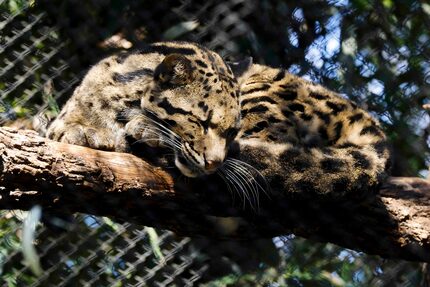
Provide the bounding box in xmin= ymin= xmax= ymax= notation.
xmin=382 ymin=0 xmax=393 ymax=9
xmin=145 ymin=227 xmax=165 ymax=263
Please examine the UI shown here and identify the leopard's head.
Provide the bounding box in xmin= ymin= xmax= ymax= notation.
xmin=143 ymin=45 xmax=251 ymax=177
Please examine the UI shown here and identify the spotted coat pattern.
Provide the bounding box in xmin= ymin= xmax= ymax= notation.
xmin=47 ymin=41 xmax=391 ymax=196
xmin=236 ymin=64 xmax=391 ymax=196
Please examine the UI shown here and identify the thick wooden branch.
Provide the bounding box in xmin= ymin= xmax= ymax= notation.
xmin=0 ymin=127 xmax=429 ymax=262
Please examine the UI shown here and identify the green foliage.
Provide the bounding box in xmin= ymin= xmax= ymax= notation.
xmin=200 ymin=237 xmax=422 ymax=286
xmin=1 ymin=0 xmax=32 ymax=14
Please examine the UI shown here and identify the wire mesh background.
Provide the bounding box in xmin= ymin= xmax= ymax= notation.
xmin=0 ymin=0 xmax=429 ymax=286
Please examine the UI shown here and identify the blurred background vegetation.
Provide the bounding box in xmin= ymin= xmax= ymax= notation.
xmin=0 ymin=0 xmax=429 ymax=286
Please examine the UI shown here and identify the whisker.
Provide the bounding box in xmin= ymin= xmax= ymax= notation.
xmin=232 ymin=163 xmax=260 ymax=210
xmin=142 ymin=109 xmax=181 ymax=139
xmin=224 ymin=162 xmax=259 ymax=211
xmin=217 ymin=169 xmax=236 ymax=203
xmin=118 ymin=109 xmax=186 ymax=160
xmin=141 ymin=125 xmax=181 ymax=147
xmin=219 ymin=167 xmax=245 ymax=207
xmin=138 ymin=125 xmax=182 ymax=150
xmin=223 ymin=167 xmax=253 ymax=210
xmin=134 ymin=136 xmax=180 ymax=152
xmin=225 ymin=160 xmax=260 ymax=197
xmin=143 ymin=108 xmax=176 ymax=128
xmin=227 ymin=158 xmax=270 ymax=197
xmin=136 ymin=113 xmax=181 ymax=144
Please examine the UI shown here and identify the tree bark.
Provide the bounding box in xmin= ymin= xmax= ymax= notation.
xmin=0 ymin=127 xmax=429 ymax=262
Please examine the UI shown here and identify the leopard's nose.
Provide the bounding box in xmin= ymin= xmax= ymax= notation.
xmin=204 ymin=159 xmax=223 ymax=173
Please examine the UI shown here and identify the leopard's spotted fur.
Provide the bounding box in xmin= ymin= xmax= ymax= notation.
xmin=47 ymin=41 xmax=391 ymax=198
xmin=236 ymin=64 xmax=390 ymax=196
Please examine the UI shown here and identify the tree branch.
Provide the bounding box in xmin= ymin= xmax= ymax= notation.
xmin=0 ymin=127 xmax=429 ymax=262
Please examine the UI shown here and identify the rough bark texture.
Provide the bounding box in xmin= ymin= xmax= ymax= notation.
xmin=0 ymin=127 xmax=429 ymax=262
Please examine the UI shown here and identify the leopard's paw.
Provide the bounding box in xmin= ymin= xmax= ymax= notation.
xmin=47 ymin=121 xmax=114 ymax=150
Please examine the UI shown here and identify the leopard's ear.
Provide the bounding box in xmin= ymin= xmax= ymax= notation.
xmin=227 ymin=57 xmax=253 ymax=78
xmin=154 ymin=54 xmax=193 ymax=86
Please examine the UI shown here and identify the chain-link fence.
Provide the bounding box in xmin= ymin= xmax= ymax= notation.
xmin=1 ymin=0 xmax=429 ymax=286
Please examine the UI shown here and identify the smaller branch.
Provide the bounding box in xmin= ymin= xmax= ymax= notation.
xmin=0 ymin=127 xmax=429 ymax=262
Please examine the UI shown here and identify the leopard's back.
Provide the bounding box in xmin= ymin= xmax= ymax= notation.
xmin=46 ymin=47 xmax=161 ymax=149
xmin=237 ymin=64 xmax=391 ymax=196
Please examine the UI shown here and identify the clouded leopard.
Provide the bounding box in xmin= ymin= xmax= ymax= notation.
xmin=47 ymin=41 xmax=391 ymax=201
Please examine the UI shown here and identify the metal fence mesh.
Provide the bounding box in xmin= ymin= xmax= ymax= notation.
xmin=1 ymin=213 xmax=212 ymax=286
xmin=0 ymin=0 xmax=429 ymax=286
